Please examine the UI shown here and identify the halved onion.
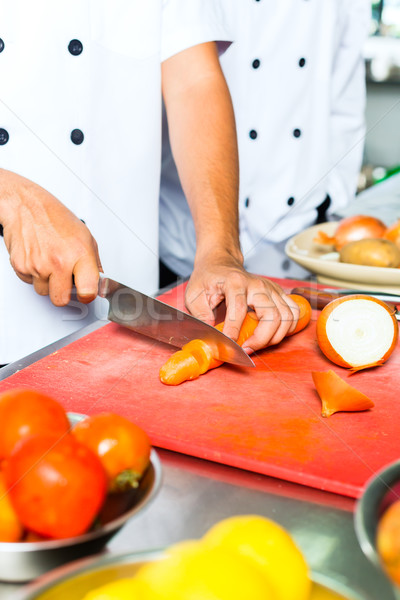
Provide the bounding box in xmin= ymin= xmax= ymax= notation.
xmin=316 ymin=295 xmax=398 ymax=371
xmin=314 ymin=215 xmax=387 ymax=251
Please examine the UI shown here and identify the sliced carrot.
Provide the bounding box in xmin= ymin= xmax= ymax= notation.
xmin=182 ymin=340 xmax=215 ymax=374
xmin=160 ymin=296 xmax=311 ymax=386
xmin=287 ymin=294 xmax=312 ymax=336
xmin=159 ymin=350 xmax=201 ymax=386
xmin=236 ymin=311 xmax=259 ymax=346
xmin=311 ymin=370 xmax=374 ymax=418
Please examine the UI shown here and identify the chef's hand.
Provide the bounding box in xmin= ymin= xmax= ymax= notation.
xmin=0 ymin=169 xmax=102 ymax=306
xmin=185 ymin=252 xmax=299 ymax=354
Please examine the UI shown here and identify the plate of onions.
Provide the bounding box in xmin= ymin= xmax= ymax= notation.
xmin=285 ymin=217 xmax=400 ymax=291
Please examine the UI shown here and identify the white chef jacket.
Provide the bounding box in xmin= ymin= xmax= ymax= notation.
xmin=159 ymin=0 xmax=370 ymax=279
xmin=0 ymin=0 xmax=231 ymax=364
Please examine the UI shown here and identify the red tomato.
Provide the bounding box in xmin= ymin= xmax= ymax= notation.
xmin=4 ymin=433 xmax=107 ymax=539
xmin=0 ymin=388 xmax=70 ymax=459
xmin=72 ymin=413 xmax=151 ymax=492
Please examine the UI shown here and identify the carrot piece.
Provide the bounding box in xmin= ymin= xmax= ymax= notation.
xmin=158 ymin=315 xmax=257 ymax=386
xmin=159 ymin=297 xmax=312 ymax=386
xmin=236 ymin=311 xmax=259 ymax=346
xmin=287 ymin=294 xmax=312 ymax=336
xmin=311 ymin=370 xmax=374 ymax=417
xmin=159 ymin=350 xmax=201 ymax=386
xmin=182 ymin=340 xmax=215 ymax=374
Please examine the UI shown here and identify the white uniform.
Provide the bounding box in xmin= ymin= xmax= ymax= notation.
xmin=159 ymin=0 xmax=370 ymax=279
xmin=0 ymin=0 xmax=231 ymax=363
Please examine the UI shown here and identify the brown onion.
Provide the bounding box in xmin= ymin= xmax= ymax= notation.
xmin=316 ymin=295 xmax=398 ymax=371
xmin=314 ymin=215 xmax=387 ymax=251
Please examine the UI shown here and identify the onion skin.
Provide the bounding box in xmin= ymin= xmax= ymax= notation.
xmin=314 ymin=215 xmax=387 ymax=251
xmin=316 ymin=294 xmax=398 ymax=371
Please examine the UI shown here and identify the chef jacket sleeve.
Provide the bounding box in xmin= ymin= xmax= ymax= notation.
xmin=326 ymin=0 xmax=370 ymax=215
xmin=161 ymin=0 xmax=232 ymax=62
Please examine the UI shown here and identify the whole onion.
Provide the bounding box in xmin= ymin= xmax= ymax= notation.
xmin=314 ymin=215 xmax=387 ymax=251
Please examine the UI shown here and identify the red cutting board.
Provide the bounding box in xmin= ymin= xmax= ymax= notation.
xmin=1 ymin=278 xmax=399 ymax=499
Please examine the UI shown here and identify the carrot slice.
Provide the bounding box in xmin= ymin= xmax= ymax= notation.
xmin=160 ymin=296 xmax=312 ymax=386
xmin=182 ymin=340 xmax=215 ymax=374
xmin=159 ymin=316 xmax=257 ymax=386
xmin=286 ymin=294 xmax=312 ymax=336
xmin=236 ymin=311 xmax=259 ymax=346
xmin=311 ymin=370 xmax=374 ymax=417
xmin=159 ymin=350 xmax=201 ymax=386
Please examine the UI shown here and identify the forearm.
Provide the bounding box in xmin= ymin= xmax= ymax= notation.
xmin=162 ymin=42 xmax=242 ymax=266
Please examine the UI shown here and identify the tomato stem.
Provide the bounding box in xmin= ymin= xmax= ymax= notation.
xmin=111 ymin=469 xmax=142 ymax=493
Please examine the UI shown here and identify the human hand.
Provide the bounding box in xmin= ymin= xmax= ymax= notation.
xmin=0 ymin=170 xmax=102 ymax=306
xmin=185 ymin=253 xmax=299 ymax=354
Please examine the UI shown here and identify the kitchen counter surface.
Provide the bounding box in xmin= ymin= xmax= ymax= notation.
xmin=0 ymin=321 xmax=396 ymax=600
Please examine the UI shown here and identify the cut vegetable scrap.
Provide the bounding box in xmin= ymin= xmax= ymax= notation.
xmin=160 ymin=295 xmax=312 ymax=386
xmin=311 ymin=370 xmax=374 ymax=418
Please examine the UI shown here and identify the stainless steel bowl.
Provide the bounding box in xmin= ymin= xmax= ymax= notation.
xmin=354 ymin=459 xmax=400 ymax=599
xmin=0 ymin=414 xmax=162 ymax=583
xmin=12 ymin=551 xmax=368 ymax=600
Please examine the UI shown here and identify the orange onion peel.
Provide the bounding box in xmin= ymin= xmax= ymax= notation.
xmin=311 ymin=370 xmax=374 ymax=417
xmin=313 ymin=215 xmax=387 ymax=251
xmin=316 ymin=295 xmax=398 ymax=372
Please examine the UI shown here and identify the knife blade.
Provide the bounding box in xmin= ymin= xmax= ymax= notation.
xmin=290 ymin=286 xmax=400 ymax=320
xmin=98 ymin=275 xmax=255 ymax=367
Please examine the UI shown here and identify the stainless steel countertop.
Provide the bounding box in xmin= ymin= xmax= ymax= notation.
xmin=0 ymin=322 xmax=396 ymax=600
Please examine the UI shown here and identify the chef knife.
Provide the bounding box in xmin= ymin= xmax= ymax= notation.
xmin=98 ymin=275 xmax=255 ymax=367
xmin=290 ymin=286 xmax=400 ymax=320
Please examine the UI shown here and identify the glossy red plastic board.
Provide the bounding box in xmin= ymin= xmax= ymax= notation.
xmin=1 ymin=278 xmax=399 ymax=498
